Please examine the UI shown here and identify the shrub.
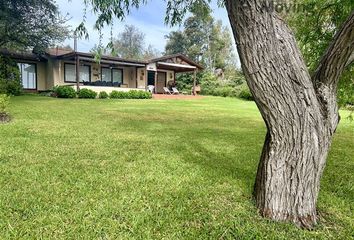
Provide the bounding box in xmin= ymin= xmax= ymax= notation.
xmin=78 ymin=88 xmax=97 ymax=99
xmin=0 ymin=56 xmax=22 ymax=95
xmin=110 ymin=90 xmax=152 ymax=99
xmin=239 ymin=88 xmax=254 ymax=101
xmin=54 ymin=85 xmax=76 ymax=98
xmin=128 ymin=90 xmax=152 ymax=99
xmin=110 ymin=90 xmax=126 ymax=99
xmin=0 ymin=94 xmax=10 ymax=114
xmin=99 ymin=91 xmax=109 ymax=99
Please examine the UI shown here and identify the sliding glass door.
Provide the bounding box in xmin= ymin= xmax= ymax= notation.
xmin=18 ymin=63 xmax=36 ymax=89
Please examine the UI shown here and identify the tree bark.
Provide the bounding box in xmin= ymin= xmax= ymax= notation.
xmin=225 ymin=1 xmax=354 ymax=228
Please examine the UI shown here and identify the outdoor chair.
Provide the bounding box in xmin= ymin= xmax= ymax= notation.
xmin=163 ymin=87 xmax=172 ymax=94
xmin=148 ymin=85 xmax=155 ymax=93
xmin=172 ymin=87 xmax=181 ymax=95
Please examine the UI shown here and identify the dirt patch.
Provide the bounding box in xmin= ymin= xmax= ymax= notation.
xmin=0 ymin=113 xmax=11 ymax=123
xmin=153 ymin=94 xmax=204 ymax=100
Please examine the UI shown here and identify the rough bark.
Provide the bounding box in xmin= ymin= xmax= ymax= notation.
xmin=225 ymin=1 xmax=354 ymax=228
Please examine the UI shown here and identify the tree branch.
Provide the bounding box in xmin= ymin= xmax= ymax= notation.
xmin=312 ymin=10 xmax=354 ymax=86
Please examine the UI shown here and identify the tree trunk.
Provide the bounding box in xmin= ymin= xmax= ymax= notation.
xmin=225 ymin=1 xmax=354 ymax=228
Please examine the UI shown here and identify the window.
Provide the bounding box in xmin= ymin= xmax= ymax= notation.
xmin=101 ymin=68 xmax=112 ymax=82
xmin=112 ymin=69 xmax=123 ymax=85
xmin=18 ymin=63 xmax=36 ymax=89
xmin=101 ymin=67 xmax=123 ymax=85
xmin=64 ymin=63 xmax=91 ymax=82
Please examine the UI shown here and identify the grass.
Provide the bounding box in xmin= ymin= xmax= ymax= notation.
xmin=0 ymin=95 xmax=353 ymax=239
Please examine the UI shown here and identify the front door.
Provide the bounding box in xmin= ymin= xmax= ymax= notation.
xmin=156 ymin=72 xmax=166 ymax=94
xmin=147 ymin=71 xmax=155 ymax=86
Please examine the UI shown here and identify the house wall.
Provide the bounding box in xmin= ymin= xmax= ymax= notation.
xmin=36 ymin=62 xmax=47 ymax=91
xmin=123 ymin=67 xmax=136 ymax=88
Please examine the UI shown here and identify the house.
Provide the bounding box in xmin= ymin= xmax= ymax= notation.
xmin=0 ymin=49 xmax=203 ymax=94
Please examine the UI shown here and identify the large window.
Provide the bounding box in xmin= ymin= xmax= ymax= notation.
xmin=101 ymin=67 xmax=123 ymax=86
xmin=18 ymin=63 xmax=36 ymax=89
xmin=64 ymin=63 xmax=91 ymax=83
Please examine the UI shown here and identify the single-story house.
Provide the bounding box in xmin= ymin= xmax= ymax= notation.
xmin=0 ymin=48 xmax=204 ymax=94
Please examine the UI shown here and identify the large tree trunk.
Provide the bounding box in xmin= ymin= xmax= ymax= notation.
xmin=225 ymin=1 xmax=354 ymax=228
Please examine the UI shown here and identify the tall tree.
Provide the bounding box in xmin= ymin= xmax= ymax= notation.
xmin=164 ymin=31 xmax=188 ymax=56
xmin=77 ymin=0 xmax=354 ymax=228
xmin=0 ymin=0 xmax=70 ymax=52
xmin=142 ymin=44 xmax=161 ymax=60
xmin=164 ymin=6 xmax=236 ymax=71
xmin=112 ymin=24 xmax=145 ymax=59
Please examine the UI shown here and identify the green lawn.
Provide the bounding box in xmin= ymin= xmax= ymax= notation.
xmin=0 ymin=95 xmax=353 ymax=239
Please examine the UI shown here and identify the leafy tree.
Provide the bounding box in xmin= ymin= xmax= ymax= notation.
xmin=0 ymin=0 xmax=70 ymax=53
xmin=0 ymin=56 xmax=22 ymax=95
xmin=165 ymin=5 xmax=236 ymax=71
xmin=112 ymin=24 xmax=145 ymax=59
xmin=164 ymin=31 xmax=188 ymax=55
xmin=288 ymin=0 xmax=354 ymax=107
xmin=77 ymin=0 xmax=354 ymax=228
xmin=142 ymin=44 xmax=161 ymax=60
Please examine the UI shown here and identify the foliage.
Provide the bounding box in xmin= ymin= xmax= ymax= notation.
xmin=91 ymin=24 xmax=161 ymax=60
xmin=0 ymin=94 xmax=10 ymax=114
xmin=0 ymin=0 xmax=70 ymax=52
xmin=78 ymin=88 xmax=97 ymax=99
xmin=238 ymin=88 xmax=254 ymax=101
xmin=287 ymin=0 xmax=354 ymax=107
xmin=164 ymin=31 xmax=187 ymax=55
xmin=112 ymin=25 xmax=146 ymax=59
xmin=337 ymin=69 xmax=354 ymax=107
xmin=142 ymin=44 xmax=161 ymax=60
xmin=164 ymin=7 xmax=236 ymax=71
xmin=0 ymin=95 xmax=353 ymax=238
xmin=110 ymin=90 xmax=152 ymax=99
xmin=176 ymin=70 xmax=247 ymax=99
xmin=98 ymin=91 xmax=109 ymax=99
xmin=0 ymin=56 xmax=22 ymax=95
xmin=54 ymin=86 xmax=76 ymax=98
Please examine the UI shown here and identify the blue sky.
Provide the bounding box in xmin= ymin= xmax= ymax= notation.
xmin=56 ymin=0 xmax=235 ymax=55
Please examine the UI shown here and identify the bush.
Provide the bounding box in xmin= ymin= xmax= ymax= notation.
xmin=99 ymin=91 xmax=109 ymax=99
xmin=0 ymin=94 xmax=11 ymax=123
xmin=239 ymin=88 xmax=254 ymax=101
xmin=128 ymin=90 xmax=152 ymax=99
xmin=54 ymin=85 xmax=76 ymax=98
xmin=110 ymin=90 xmax=126 ymax=99
xmin=78 ymin=88 xmax=97 ymax=99
xmin=0 ymin=56 xmax=22 ymax=95
xmin=0 ymin=94 xmax=10 ymax=114
xmin=110 ymin=90 xmax=152 ymax=99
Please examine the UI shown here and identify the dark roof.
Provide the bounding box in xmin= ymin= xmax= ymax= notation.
xmin=0 ymin=48 xmax=204 ymax=70
xmin=0 ymin=49 xmax=47 ymax=61
xmin=149 ymin=53 xmax=204 ymax=70
xmin=57 ymin=51 xmax=147 ymax=65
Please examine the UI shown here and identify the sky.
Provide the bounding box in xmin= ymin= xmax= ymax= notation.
xmin=56 ymin=0 xmax=236 ymax=56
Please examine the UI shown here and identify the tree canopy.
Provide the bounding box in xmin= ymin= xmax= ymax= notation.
xmin=288 ymin=0 xmax=354 ymax=107
xmin=112 ymin=24 xmax=145 ymax=59
xmin=0 ymin=0 xmax=70 ymax=52
xmin=165 ymin=6 xmax=236 ymax=71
